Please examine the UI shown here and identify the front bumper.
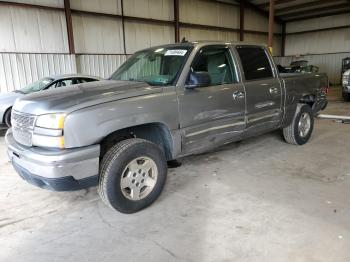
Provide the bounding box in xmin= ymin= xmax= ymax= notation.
xmin=5 ymin=129 xmax=100 ymax=191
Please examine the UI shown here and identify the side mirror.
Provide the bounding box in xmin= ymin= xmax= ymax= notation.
xmin=186 ymin=71 xmax=211 ymax=89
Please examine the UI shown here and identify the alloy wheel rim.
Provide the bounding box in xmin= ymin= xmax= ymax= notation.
xmin=120 ymin=157 xmax=158 ymax=201
xmin=298 ymin=112 xmax=311 ymax=138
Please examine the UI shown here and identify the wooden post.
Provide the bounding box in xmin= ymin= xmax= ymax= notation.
xmin=268 ymin=0 xmax=274 ymax=54
xmin=240 ymin=1 xmax=244 ymax=41
xmin=64 ymin=0 xmax=75 ymax=54
xmin=174 ymin=0 xmax=180 ymax=42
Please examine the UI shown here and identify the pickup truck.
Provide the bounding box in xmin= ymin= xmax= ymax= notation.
xmin=5 ymin=41 xmax=328 ymax=213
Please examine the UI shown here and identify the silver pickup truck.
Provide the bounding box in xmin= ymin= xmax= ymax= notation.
xmin=5 ymin=41 xmax=328 ymax=213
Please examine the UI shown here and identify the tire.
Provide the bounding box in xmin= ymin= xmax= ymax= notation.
xmin=98 ymin=138 xmax=167 ymax=213
xmin=283 ymin=104 xmax=314 ymax=145
xmin=343 ymin=92 xmax=350 ymax=102
xmin=3 ymin=108 xmax=12 ymax=128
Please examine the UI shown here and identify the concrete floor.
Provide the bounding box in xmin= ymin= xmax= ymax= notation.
xmin=1 ymin=88 xmax=350 ymax=262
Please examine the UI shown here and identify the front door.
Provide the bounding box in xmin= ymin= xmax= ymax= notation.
xmin=177 ymin=45 xmax=246 ymax=154
xmin=235 ymin=46 xmax=282 ymax=136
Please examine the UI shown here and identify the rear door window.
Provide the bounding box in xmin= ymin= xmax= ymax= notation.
xmin=236 ymin=46 xmax=273 ymax=81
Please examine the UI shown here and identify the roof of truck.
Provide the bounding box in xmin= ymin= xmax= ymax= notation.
xmin=138 ymin=41 xmax=267 ymax=53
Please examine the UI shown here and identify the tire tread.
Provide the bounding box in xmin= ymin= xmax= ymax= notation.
xmin=98 ymin=138 xmax=150 ymax=210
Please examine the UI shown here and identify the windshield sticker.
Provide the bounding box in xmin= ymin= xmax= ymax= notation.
xmin=165 ymin=49 xmax=188 ymax=56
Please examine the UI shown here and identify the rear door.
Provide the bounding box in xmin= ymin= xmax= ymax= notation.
xmin=236 ymin=46 xmax=282 ymax=135
xmin=178 ymin=45 xmax=246 ymax=154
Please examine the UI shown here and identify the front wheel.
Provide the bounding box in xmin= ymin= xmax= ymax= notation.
xmin=98 ymin=138 xmax=167 ymax=213
xmin=283 ymin=104 xmax=314 ymax=145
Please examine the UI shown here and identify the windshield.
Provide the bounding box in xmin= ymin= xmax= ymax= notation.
xmin=111 ymin=46 xmax=192 ymax=86
xmin=18 ymin=77 xmax=54 ymax=94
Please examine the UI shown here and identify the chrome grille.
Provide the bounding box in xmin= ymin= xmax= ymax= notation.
xmin=12 ymin=111 xmax=36 ymax=129
xmin=12 ymin=111 xmax=36 ymax=147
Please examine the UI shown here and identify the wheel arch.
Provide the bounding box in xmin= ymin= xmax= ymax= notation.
xmin=2 ymin=106 xmax=12 ymax=126
xmin=100 ymin=122 xmax=175 ymax=161
xmin=282 ymin=93 xmax=316 ymax=128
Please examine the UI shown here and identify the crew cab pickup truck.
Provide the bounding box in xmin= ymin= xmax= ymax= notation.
xmin=6 ymin=41 xmax=328 ymax=213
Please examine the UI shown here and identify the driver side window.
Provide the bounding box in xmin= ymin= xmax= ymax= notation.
xmin=188 ymin=46 xmax=236 ymax=86
xmin=55 ymin=79 xmax=73 ymax=88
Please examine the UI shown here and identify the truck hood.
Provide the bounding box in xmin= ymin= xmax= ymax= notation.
xmin=13 ymin=80 xmax=162 ymax=115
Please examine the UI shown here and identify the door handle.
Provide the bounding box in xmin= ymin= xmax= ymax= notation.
xmin=269 ymin=87 xmax=279 ymax=94
xmin=232 ymin=91 xmax=245 ymax=100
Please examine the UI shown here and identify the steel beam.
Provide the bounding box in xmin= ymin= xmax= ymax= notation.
xmin=174 ymin=0 xmax=180 ymax=42
xmin=285 ymin=9 xmax=350 ymax=22
xmin=240 ymin=1 xmax=245 ymax=41
xmin=0 ymin=1 xmax=63 ymax=11
xmin=120 ymin=0 xmax=127 ymax=54
xmin=268 ymin=0 xmax=275 ymax=52
xmin=281 ymin=22 xmax=286 ymax=56
xmin=64 ymin=0 xmax=75 ymax=54
xmin=258 ymin=0 xmax=297 ymax=9
xmin=282 ymin=3 xmax=350 ymax=19
xmin=276 ymin=0 xmax=345 ymax=15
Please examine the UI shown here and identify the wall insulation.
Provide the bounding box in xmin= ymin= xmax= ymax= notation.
xmin=0 ymin=53 xmax=76 ymax=93
xmin=76 ymin=54 xmax=127 ymax=79
xmin=0 ymin=5 xmax=68 ymax=53
xmin=0 ymin=0 xmax=285 ymax=92
xmin=279 ymin=13 xmax=350 ymax=84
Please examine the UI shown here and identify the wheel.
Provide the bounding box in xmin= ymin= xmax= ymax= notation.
xmin=343 ymin=92 xmax=350 ymax=102
xmin=3 ymin=108 xmax=12 ymax=128
xmin=283 ymin=104 xmax=314 ymax=145
xmin=98 ymin=138 xmax=167 ymax=213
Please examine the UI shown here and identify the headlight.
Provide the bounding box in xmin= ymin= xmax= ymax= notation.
xmin=33 ymin=113 xmax=66 ymax=149
xmin=35 ymin=113 xmax=66 ymax=129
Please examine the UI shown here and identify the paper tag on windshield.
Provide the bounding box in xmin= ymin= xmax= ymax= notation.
xmin=165 ymin=49 xmax=187 ymax=56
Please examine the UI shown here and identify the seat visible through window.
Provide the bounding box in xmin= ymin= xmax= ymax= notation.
xmin=190 ymin=47 xmax=235 ymax=86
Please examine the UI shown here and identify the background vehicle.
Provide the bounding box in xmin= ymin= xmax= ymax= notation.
xmin=6 ymin=42 xmax=328 ymax=213
xmin=342 ymin=57 xmax=350 ymax=75
xmin=0 ymin=74 xmax=100 ymax=128
xmin=289 ymin=60 xmax=319 ymax=73
xmin=342 ymin=69 xmax=350 ymax=101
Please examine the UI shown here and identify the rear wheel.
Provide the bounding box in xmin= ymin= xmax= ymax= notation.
xmin=4 ymin=108 xmax=12 ymax=128
xmin=283 ymin=104 xmax=314 ymax=145
xmin=343 ymin=92 xmax=350 ymax=102
xmin=98 ymin=138 xmax=167 ymax=213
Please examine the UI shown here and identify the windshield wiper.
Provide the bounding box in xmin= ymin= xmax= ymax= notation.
xmin=14 ymin=90 xmax=24 ymax=94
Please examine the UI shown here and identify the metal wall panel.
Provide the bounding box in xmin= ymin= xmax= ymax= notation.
xmin=8 ymin=0 xmax=64 ymax=8
xmin=180 ymin=28 xmax=239 ymax=42
xmin=179 ymin=0 xmax=239 ymax=28
xmin=72 ymin=14 xmax=124 ymax=54
xmin=274 ymin=52 xmax=350 ymax=84
xmin=244 ymin=8 xmax=281 ymax=33
xmin=76 ymin=54 xmax=128 ymax=79
xmin=0 ymin=6 xmax=68 ymax=53
xmin=285 ymin=28 xmax=350 ymax=56
xmin=0 ymin=53 xmax=76 ymax=92
xmin=70 ymin=0 xmax=122 ymax=15
xmin=124 ymin=22 xmax=174 ymax=53
xmin=286 ymin=14 xmax=350 ymax=33
xmin=124 ymin=0 xmax=173 ymax=20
